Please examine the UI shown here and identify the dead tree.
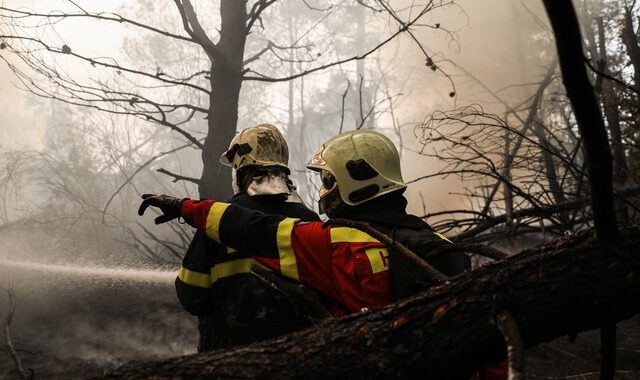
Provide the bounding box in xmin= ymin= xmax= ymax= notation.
xmin=99 ymin=228 xmax=640 ymax=379
xmin=542 ymin=2 xmax=618 ymax=379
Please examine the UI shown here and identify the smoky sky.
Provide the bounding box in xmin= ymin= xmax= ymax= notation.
xmin=0 ymin=0 xmax=552 ymax=216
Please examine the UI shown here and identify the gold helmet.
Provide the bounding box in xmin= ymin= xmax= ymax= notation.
xmin=307 ymin=130 xmax=406 ymax=209
xmin=220 ymin=124 xmax=289 ymax=170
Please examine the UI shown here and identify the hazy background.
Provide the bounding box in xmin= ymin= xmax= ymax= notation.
xmin=1 ymin=0 xmax=609 ymax=378
xmin=0 ymin=0 xmax=550 ymax=215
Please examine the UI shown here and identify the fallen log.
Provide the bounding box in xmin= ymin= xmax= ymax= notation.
xmin=101 ymin=228 xmax=640 ymax=379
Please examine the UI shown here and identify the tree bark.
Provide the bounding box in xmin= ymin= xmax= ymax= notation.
xmin=101 ymin=228 xmax=640 ymax=380
xmin=541 ymin=3 xmax=619 ymax=379
xmin=199 ymin=0 xmax=247 ymax=199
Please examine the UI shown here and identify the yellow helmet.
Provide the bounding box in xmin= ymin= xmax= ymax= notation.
xmin=307 ymin=130 xmax=406 ymax=206
xmin=220 ymin=124 xmax=289 ymax=170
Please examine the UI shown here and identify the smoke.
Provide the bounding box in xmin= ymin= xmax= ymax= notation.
xmin=381 ymin=0 xmax=553 ymax=218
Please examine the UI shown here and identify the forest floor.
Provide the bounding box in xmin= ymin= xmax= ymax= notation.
xmin=0 ymin=236 xmax=639 ymax=379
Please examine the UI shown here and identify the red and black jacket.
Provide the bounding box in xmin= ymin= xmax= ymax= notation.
xmin=175 ymin=192 xmax=320 ymax=350
xmin=179 ymin=196 xmax=462 ymax=315
xmin=179 ymin=193 xmax=504 ymax=379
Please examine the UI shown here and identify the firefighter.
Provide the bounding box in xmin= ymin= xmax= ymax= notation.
xmin=142 ymin=129 xmax=468 ymax=314
xmin=138 ymin=130 xmax=507 ymax=380
xmin=175 ymin=123 xmax=323 ymax=351
xmin=140 ymin=130 xmax=504 ymax=378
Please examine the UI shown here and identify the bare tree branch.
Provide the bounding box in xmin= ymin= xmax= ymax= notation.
xmin=156 ymin=168 xmax=201 ymax=185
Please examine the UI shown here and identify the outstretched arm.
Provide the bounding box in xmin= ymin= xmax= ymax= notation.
xmin=139 ymin=195 xmax=336 ymax=301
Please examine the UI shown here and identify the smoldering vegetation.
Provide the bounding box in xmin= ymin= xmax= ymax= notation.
xmin=0 ymin=0 xmax=639 ymax=378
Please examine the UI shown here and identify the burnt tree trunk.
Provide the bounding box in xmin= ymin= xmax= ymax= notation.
xmin=101 ymin=229 xmax=640 ymax=380
xmin=541 ymin=1 xmax=617 ymax=242
xmin=542 ymin=2 xmax=619 ymax=379
xmin=199 ymin=0 xmax=247 ymax=199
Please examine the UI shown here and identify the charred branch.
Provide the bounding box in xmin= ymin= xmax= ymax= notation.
xmin=424 ymin=188 xmax=640 ymax=242
xmin=156 ymin=168 xmax=201 ymax=185
xmin=328 ymin=218 xmax=449 ymax=284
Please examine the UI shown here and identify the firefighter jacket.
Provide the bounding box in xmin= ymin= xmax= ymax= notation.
xmin=179 ymin=191 xmax=468 ymax=316
xmin=175 ymin=191 xmax=321 ymax=350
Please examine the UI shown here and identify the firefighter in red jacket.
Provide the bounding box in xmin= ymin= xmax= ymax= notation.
xmin=139 ymin=130 xmax=505 ymax=379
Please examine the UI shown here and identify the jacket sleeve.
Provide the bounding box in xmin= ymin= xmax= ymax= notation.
xmin=175 ymin=230 xmax=217 ymax=316
xmin=180 ymin=199 xmax=336 ymax=299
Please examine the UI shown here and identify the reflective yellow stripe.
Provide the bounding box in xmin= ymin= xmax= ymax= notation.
xmin=434 ymin=232 xmax=453 ymax=243
xmin=330 ymin=227 xmax=380 ymax=243
xmin=206 ymin=202 xmax=230 ymax=242
xmin=365 ymin=247 xmax=390 ymax=274
xmin=277 ymin=218 xmax=300 ymax=281
xmin=226 ymin=247 xmax=238 ymax=254
xmin=178 ymin=267 xmax=211 ymax=288
xmin=211 ymin=258 xmax=258 ymax=283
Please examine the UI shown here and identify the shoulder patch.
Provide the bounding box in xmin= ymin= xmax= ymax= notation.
xmin=365 ymin=247 xmax=390 ymax=273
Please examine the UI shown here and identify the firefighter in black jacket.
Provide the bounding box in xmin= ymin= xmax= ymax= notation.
xmin=175 ymin=124 xmax=322 ymax=351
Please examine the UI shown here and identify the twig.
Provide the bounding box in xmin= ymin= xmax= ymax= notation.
xmin=101 ymin=141 xmax=197 ymax=224
xmin=156 ymin=168 xmax=201 ymax=185
xmin=584 ymin=57 xmax=640 ymax=95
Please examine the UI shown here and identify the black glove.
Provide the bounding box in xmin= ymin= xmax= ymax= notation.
xmin=138 ymin=194 xmax=184 ymax=224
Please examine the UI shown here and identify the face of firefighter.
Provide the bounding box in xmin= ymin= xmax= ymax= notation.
xmin=318 ymin=170 xmax=341 ymax=216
